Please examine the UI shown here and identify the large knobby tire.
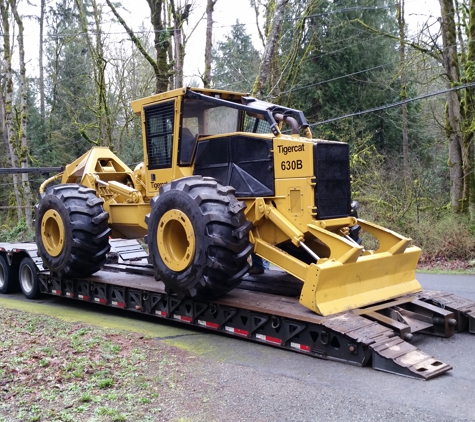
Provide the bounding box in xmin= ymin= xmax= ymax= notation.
xmin=146 ymin=176 xmax=253 ymax=299
xmin=0 ymin=254 xmax=17 ymax=294
xmin=35 ymin=184 xmax=111 ymax=278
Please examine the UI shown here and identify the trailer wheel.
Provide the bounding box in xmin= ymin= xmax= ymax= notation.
xmin=35 ymin=184 xmax=111 ymax=278
xmin=146 ymin=176 xmax=252 ymax=299
xmin=0 ymin=254 xmax=17 ymax=294
xmin=19 ymin=257 xmax=40 ymax=299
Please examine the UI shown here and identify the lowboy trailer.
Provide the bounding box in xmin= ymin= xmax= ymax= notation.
xmin=0 ymin=239 xmax=474 ymax=380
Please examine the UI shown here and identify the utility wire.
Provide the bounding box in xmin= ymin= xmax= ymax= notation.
xmin=278 ymin=62 xmax=395 ymax=96
xmin=310 ymin=81 xmax=475 ymax=127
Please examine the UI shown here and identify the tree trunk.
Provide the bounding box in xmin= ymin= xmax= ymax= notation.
xmin=91 ymin=0 xmax=113 ymax=147
xmin=169 ymin=0 xmax=182 ymax=88
xmin=147 ymin=0 xmax=170 ymax=93
xmin=202 ymin=0 xmax=216 ymax=88
xmin=439 ymin=0 xmax=464 ymax=212
xmin=397 ymin=0 xmax=410 ymax=178
xmin=39 ymin=0 xmax=45 ymax=122
xmin=0 ymin=0 xmax=22 ymax=221
xmin=106 ymin=0 xmax=165 ymax=94
xmin=462 ymin=0 xmax=475 ymax=219
xmin=9 ymin=0 xmax=32 ymax=227
xmin=252 ymin=0 xmax=290 ymax=98
xmin=75 ymin=0 xmax=113 ymax=147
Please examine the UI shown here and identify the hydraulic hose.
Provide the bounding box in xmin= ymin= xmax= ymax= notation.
xmin=39 ymin=173 xmax=64 ymax=194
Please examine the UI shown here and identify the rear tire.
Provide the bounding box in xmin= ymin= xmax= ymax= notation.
xmin=19 ymin=257 xmax=40 ymax=299
xmin=0 ymin=254 xmax=17 ymax=294
xmin=35 ymin=184 xmax=111 ymax=278
xmin=146 ymin=176 xmax=252 ymax=299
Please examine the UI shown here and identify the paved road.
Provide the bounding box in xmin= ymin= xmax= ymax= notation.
xmin=1 ymin=273 xmax=474 ymax=421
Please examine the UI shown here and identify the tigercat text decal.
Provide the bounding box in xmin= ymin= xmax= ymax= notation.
xmin=277 ymin=144 xmax=305 ymax=155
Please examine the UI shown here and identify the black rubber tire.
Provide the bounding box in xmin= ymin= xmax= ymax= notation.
xmin=19 ymin=257 xmax=40 ymax=299
xmin=146 ymin=176 xmax=253 ymax=299
xmin=0 ymin=254 xmax=17 ymax=294
xmin=35 ymin=184 xmax=111 ymax=278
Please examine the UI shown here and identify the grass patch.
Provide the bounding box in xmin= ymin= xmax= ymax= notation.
xmin=0 ymin=306 xmax=199 ymax=421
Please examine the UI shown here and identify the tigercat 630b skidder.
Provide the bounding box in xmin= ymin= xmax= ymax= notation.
xmin=35 ymin=87 xmax=422 ymax=316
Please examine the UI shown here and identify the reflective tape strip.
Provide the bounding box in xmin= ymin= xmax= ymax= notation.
xmin=197 ymin=320 xmax=219 ymax=329
xmin=256 ymin=333 xmax=282 ymax=345
xmin=155 ymin=310 xmax=168 ymax=317
xmin=290 ymin=342 xmax=311 ymax=352
xmin=224 ymin=326 xmax=249 ymax=336
xmin=173 ymin=314 xmax=192 ymax=323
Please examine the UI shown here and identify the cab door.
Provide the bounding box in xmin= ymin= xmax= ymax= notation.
xmin=143 ymin=99 xmax=176 ymax=197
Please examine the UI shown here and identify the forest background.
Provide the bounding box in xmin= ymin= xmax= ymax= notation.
xmin=1 ymin=0 xmax=474 ymax=268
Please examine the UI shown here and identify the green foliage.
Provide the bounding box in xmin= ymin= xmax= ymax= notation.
xmin=211 ymin=21 xmax=261 ymax=92
xmin=350 ymin=146 xmax=475 ymax=262
xmin=0 ymin=0 xmax=470 ymax=265
xmin=116 ymin=117 xmax=144 ymax=168
xmin=0 ymin=218 xmax=33 ymax=242
xmin=409 ymin=212 xmax=475 ymax=262
xmin=22 ymin=0 xmax=97 ymax=169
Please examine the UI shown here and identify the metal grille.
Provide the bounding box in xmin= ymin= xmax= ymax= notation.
xmin=243 ymin=114 xmax=272 ymax=134
xmin=313 ymin=142 xmax=351 ymax=219
xmin=144 ymin=101 xmax=175 ymax=169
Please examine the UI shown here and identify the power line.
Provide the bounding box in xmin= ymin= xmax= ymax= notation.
xmin=310 ymin=81 xmax=475 ymax=127
xmin=278 ymin=62 xmax=395 ymax=96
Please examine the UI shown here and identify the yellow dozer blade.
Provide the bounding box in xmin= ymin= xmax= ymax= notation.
xmin=253 ymin=215 xmax=422 ymax=316
xmin=299 ymin=245 xmax=422 ymax=316
xmin=300 ymin=218 xmax=423 ymax=315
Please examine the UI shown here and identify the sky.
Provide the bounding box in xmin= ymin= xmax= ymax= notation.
xmin=124 ymin=0 xmax=442 ymax=85
xmin=18 ymin=0 xmax=442 ymax=83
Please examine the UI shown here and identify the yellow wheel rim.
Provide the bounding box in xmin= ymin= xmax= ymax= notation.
xmin=41 ymin=209 xmax=65 ymax=257
xmin=157 ymin=209 xmax=195 ymax=272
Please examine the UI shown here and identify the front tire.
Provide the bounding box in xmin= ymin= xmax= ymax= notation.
xmin=35 ymin=184 xmax=111 ymax=278
xmin=146 ymin=176 xmax=252 ymax=299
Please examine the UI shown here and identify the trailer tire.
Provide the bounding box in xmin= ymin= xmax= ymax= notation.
xmin=146 ymin=176 xmax=252 ymax=299
xmin=19 ymin=257 xmax=40 ymax=299
xmin=0 ymin=254 xmax=17 ymax=294
xmin=35 ymin=184 xmax=111 ymax=278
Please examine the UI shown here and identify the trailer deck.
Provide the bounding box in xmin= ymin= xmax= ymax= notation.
xmin=1 ymin=239 xmax=474 ymax=380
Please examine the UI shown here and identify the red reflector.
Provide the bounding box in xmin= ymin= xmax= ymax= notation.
xmin=94 ymin=297 xmax=107 ymax=304
xmin=155 ymin=310 xmax=168 ymax=317
xmin=78 ymin=294 xmax=89 ymax=301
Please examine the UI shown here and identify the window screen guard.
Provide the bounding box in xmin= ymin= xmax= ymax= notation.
xmin=144 ymin=101 xmax=175 ymax=170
